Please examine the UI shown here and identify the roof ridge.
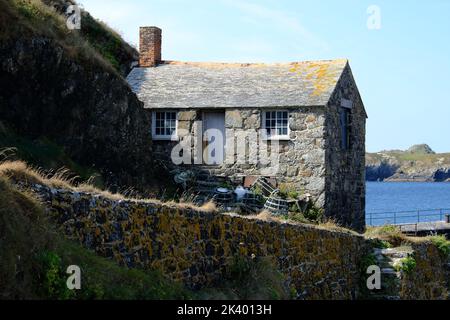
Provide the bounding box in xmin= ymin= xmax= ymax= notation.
xmin=159 ymin=59 xmax=348 ymax=68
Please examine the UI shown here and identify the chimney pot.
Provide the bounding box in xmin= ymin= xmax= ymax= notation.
xmin=139 ymin=26 xmax=162 ymax=67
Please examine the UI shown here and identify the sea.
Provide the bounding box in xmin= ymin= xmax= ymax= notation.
xmin=366 ymin=182 xmax=450 ymax=226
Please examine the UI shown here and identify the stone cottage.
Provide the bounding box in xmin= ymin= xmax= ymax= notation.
xmin=126 ymin=27 xmax=367 ymax=231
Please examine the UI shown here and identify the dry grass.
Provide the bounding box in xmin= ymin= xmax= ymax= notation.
xmin=317 ymin=218 xmax=358 ymax=235
xmin=5 ymin=0 xmax=118 ymax=74
xmin=364 ymin=225 xmax=418 ymax=246
xmin=199 ymin=200 xmax=217 ymax=213
xmin=247 ymin=210 xmax=287 ymax=223
xmin=0 ymin=159 xmax=216 ymax=213
xmin=0 ymin=160 xmax=73 ymax=189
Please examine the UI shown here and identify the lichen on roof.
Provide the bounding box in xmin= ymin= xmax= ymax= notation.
xmin=126 ymin=59 xmax=348 ymax=109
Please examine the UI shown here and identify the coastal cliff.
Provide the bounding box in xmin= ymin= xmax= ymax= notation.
xmin=366 ymin=144 xmax=450 ymax=182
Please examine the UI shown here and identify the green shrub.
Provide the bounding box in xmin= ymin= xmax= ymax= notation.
xmin=371 ymin=239 xmax=392 ymax=249
xmin=278 ymin=183 xmax=300 ymax=200
xmin=395 ymin=256 xmax=416 ymax=274
xmin=303 ymin=206 xmax=323 ymax=222
xmin=430 ymin=235 xmax=450 ymax=257
xmin=35 ymin=251 xmax=75 ymax=299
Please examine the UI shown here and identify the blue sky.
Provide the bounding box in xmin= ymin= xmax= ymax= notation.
xmin=79 ymin=0 xmax=450 ymax=153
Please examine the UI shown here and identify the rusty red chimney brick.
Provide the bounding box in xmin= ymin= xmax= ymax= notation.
xmin=139 ymin=26 xmax=162 ymax=67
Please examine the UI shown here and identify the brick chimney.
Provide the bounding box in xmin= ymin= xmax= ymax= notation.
xmin=139 ymin=26 xmax=162 ymax=67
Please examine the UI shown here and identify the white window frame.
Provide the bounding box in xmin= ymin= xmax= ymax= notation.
xmin=152 ymin=110 xmax=178 ymax=141
xmin=261 ymin=110 xmax=290 ymax=140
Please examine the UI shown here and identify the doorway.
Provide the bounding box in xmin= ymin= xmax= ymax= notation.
xmin=203 ymin=111 xmax=226 ymax=165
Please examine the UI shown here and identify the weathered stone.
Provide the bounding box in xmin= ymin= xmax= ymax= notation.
xmin=225 ymin=110 xmax=243 ymax=128
xmin=32 ymin=183 xmax=370 ymax=299
xmin=178 ymin=110 xmax=197 ymax=121
xmin=177 ymin=120 xmax=191 ymax=133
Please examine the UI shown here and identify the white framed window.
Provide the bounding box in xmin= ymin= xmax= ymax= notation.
xmin=152 ymin=111 xmax=178 ymax=140
xmin=262 ymin=110 xmax=290 ymax=140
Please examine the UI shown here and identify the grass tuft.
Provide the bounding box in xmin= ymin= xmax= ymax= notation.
xmin=365 ymin=225 xmax=411 ymax=247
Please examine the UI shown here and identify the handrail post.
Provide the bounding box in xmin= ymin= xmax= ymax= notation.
xmin=440 ymin=209 xmax=443 ymax=221
xmin=417 ymin=210 xmax=420 ymax=223
xmin=394 ymin=212 xmax=397 ymax=225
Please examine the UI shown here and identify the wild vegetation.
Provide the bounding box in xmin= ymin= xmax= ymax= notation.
xmin=0 ymin=153 xmax=293 ymax=300
xmin=0 ymin=164 xmax=193 ymax=300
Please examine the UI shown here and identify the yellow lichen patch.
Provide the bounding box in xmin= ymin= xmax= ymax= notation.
xmin=288 ymin=59 xmax=347 ymax=97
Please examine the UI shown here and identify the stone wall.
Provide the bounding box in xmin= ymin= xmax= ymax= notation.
xmin=33 ymin=184 xmax=369 ymax=300
xmin=28 ymin=183 xmax=450 ymax=300
xmin=400 ymin=243 xmax=450 ymax=300
xmin=152 ymin=107 xmax=327 ymax=205
xmin=325 ymin=64 xmax=366 ymax=232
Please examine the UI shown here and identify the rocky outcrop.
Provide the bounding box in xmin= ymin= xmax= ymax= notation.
xmin=366 ymin=145 xmax=450 ymax=182
xmin=0 ymin=0 xmax=155 ymax=191
xmin=407 ymin=144 xmax=436 ymax=155
xmin=366 ymin=162 xmax=399 ymax=181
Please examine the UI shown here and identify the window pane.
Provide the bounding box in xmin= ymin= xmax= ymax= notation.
xmin=277 ymin=118 xmax=283 ymax=126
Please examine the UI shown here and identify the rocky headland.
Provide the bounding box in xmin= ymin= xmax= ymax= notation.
xmin=366 ymin=144 xmax=450 ymax=182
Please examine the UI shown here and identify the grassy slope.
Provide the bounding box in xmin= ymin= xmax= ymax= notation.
xmin=41 ymin=0 xmax=138 ymax=75
xmin=0 ymin=174 xmax=191 ymax=300
xmin=2 ymin=0 xmax=137 ymax=76
xmin=0 ymin=160 xmax=291 ymax=300
xmin=0 ymin=0 xmax=140 ymax=188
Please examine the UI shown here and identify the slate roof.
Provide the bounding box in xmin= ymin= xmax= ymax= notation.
xmin=126 ymin=59 xmax=348 ymax=109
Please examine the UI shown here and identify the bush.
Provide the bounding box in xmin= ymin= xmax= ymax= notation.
xmin=429 ymin=235 xmax=450 ymax=257
xmin=371 ymin=238 xmax=392 ymax=249
xmin=303 ymin=206 xmax=323 ymax=222
xmin=278 ymin=183 xmax=300 ymax=200
xmin=395 ymin=256 xmax=416 ymax=274
xmin=35 ymin=251 xmax=75 ymax=299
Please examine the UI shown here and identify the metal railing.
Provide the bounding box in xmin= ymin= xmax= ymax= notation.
xmin=366 ymin=208 xmax=450 ymax=226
